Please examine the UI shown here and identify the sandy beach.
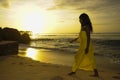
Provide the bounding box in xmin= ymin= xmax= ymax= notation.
xmin=0 ymin=49 xmax=120 ymax=80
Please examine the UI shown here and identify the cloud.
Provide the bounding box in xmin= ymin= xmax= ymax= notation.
xmin=48 ymin=0 xmax=120 ymax=13
xmin=0 ymin=0 xmax=10 ymax=8
xmin=48 ymin=0 xmax=83 ymax=10
xmin=47 ymin=0 xmax=120 ymax=27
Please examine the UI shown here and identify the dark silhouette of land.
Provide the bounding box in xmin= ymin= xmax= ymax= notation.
xmin=0 ymin=27 xmax=31 ymax=43
xmin=0 ymin=27 xmax=31 ymax=55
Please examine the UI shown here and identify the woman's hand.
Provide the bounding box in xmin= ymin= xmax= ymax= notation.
xmin=69 ymin=40 xmax=74 ymax=43
xmin=69 ymin=38 xmax=78 ymax=43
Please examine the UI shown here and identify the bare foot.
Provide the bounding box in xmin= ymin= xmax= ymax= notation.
xmin=90 ymin=74 xmax=99 ymax=77
xmin=68 ymin=72 xmax=76 ymax=76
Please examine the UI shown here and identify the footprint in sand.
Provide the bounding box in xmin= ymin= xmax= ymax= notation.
xmin=11 ymin=62 xmax=16 ymax=64
xmin=42 ymin=64 xmax=48 ymax=67
xmin=51 ymin=76 xmax=64 ymax=80
xmin=19 ymin=62 xmax=24 ymax=65
xmin=28 ymin=64 xmax=34 ymax=66
xmin=112 ymin=76 xmax=120 ymax=79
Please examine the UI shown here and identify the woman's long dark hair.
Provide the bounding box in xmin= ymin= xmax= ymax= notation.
xmin=79 ymin=13 xmax=93 ymax=32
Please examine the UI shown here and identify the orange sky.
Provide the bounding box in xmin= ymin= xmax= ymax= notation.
xmin=0 ymin=0 xmax=120 ymax=34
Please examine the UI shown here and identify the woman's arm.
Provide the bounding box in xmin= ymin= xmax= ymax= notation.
xmin=85 ymin=26 xmax=90 ymax=54
xmin=70 ymin=37 xmax=78 ymax=43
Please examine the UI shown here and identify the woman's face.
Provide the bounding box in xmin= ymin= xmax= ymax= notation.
xmin=79 ymin=18 xmax=83 ymax=23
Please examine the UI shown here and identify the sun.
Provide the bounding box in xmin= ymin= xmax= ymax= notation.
xmin=9 ymin=4 xmax=59 ymax=34
xmin=23 ymin=9 xmax=46 ymax=34
xmin=15 ymin=5 xmax=47 ymax=34
xmin=23 ymin=10 xmax=46 ymax=34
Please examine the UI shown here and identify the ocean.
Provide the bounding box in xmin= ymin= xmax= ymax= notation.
xmin=18 ymin=33 xmax=120 ymax=66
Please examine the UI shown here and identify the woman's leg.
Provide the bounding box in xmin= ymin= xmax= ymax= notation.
xmin=94 ymin=69 xmax=99 ymax=77
xmin=90 ymin=69 xmax=99 ymax=77
xmin=68 ymin=63 xmax=77 ymax=75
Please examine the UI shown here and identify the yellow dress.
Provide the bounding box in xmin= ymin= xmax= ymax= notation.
xmin=72 ymin=31 xmax=96 ymax=72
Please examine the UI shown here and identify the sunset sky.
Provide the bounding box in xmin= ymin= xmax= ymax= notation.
xmin=0 ymin=0 xmax=120 ymax=34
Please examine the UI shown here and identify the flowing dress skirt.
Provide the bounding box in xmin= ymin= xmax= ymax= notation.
xmin=72 ymin=31 xmax=96 ymax=72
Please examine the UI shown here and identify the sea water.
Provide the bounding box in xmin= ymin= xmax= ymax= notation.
xmin=18 ymin=33 xmax=120 ymax=65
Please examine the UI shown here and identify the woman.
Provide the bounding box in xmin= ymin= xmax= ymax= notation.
xmin=68 ymin=13 xmax=99 ymax=77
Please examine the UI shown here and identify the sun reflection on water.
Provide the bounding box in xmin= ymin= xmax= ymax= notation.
xmin=18 ymin=48 xmax=73 ymax=66
xmin=22 ymin=48 xmax=48 ymax=62
xmin=26 ymin=48 xmax=38 ymax=60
